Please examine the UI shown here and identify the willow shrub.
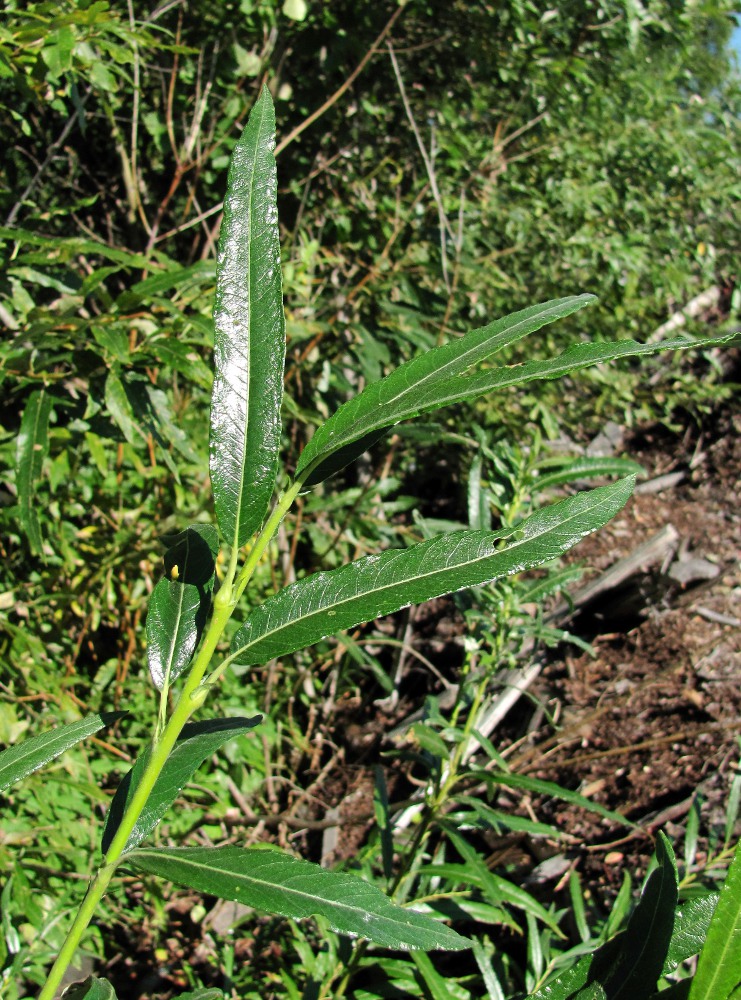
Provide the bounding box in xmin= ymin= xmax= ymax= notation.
xmin=2 ymin=87 xmax=739 ymax=1000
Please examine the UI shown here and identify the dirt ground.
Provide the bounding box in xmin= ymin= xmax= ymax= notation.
xmin=506 ymin=402 xmax=741 ymax=894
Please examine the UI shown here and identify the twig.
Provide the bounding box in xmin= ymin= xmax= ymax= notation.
xmin=387 ymin=41 xmax=453 ymax=292
xmin=273 ymin=5 xmax=405 ymax=158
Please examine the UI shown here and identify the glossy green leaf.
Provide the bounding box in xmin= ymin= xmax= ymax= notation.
xmin=419 ymin=330 xmax=741 ymax=412
xmin=61 ymin=976 xmax=117 ymax=999
xmin=128 ymin=845 xmax=468 ymax=950
xmin=231 ymin=478 xmax=633 ymax=666
xmin=296 ymin=295 xmax=595 ymax=485
xmin=662 ymin=893 xmax=719 ymax=974
xmin=146 ymin=524 xmax=219 ymax=691
xmin=0 ymin=712 xmax=125 ymax=793
xmin=689 ymin=840 xmax=741 ymax=1000
xmin=299 ymin=326 xmax=738 ymax=488
xmin=209 ymin=85 xmax=285 ymax=549
xmin=15 ymin=389 xmax=52 ymax=554
xmin=102 ymin=716 xmax=260 ymax=855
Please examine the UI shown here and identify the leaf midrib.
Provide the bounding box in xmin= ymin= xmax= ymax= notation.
xmin=234 ymin=488 xmax=618 ymax=656
xmin=226 ymin=101 xmax=267 ymax=553
xmin=132 ymin=848 xmax=420 ymax=927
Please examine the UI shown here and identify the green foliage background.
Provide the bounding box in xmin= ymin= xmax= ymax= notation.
xmin=0 ymin=0 xmax=739 ymax=996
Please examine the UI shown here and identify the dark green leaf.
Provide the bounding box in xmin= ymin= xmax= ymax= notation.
xmin=688 ymin=840 xmax=741 ymax=1000
xmin=527 ymin=835 xmax=678 ymax=999
xmin=0 ymin=712 xmax=125 ymax=793
xmin=147 ymin=524 xmax=219 ymax=691
xmin=598 ymin=831 xmax=678 ymax=998
xmin=423 ymin=330 xmax=741 ymax=412
xmin=662 ymin=893 xmax=719 ymax=974
xmin=231 ymin=479 xmax=633 ymax=666
xmin=209 ymin=85 xmax=285 ymax=549
xmin=298 ymin=325 xmax=738 ymax=489
xmin=15 ymin=389 xmax=52 ymax=554
xmin=61 ymin=976 xmax=117 ymax=999
xmin=102 ymin=716 xmax=260 ymax=855
xmin=296 ymin=295 xmax=595 ymax=485
xmin=128 ymin=845 xmax=469 ymax=950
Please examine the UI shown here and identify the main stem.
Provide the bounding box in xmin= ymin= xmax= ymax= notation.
xmin=38 ymin=483 xmax=301 ymax=999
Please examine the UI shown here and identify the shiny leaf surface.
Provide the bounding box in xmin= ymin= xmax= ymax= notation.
xmin=231 ymin=478 xmax=634 ymax=666
xmin=209 ymin=85 xmax=285 ymax=549
xmin=296 ymin=295 xmax=594 ymax=485
xmin=0 ymin=713 xmax=125 ymax=793
xmin=146 ymin=524 xmax=219 ymax=691
xmin=129 ymin=845 xmax=469 ymax=950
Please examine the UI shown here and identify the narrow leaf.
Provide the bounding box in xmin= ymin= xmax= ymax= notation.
xmin=600 ymin=831 xmax=678 ymax=998
xmin=527 ymin=836 xmax=678 ymax=999
xmin=128 ymin=845 xmax=469 ymax=951
xmin=209 ymin=85 xmax=285 ymax=549
xmin=15 ymin=389 xmax=52 ymax=553
xmin=0 ymin=712 xmax=125 ymax=793
xmin=61 ymin=976 xmax=117 ymax=999
xmin=102 ymin=716 xmax=260 ymax=855
xmin=231 ymin=479 xmax=634 ymax=666
xmin=418 ymin=330 xmax=741 ymax=413
xmin=688 ymin=840 xmax=741 ymax=1000
xmin=470 ymin=769 xmax=631 ymax=829
xmin=147 ymin=524 xmax=219 ymax=691
xmin=534 ymin=456 xmax=645 ymax=492
xmin=296 ymin=295 xmax=595 ymax=485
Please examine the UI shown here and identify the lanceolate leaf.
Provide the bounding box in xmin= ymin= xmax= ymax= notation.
xmin=297 ymin=318 xmax=738 ymax=488
xmin=599 ymin=831 xmax=678 ymax=998
xmin=231 ymin=478 xmax=634 ymax=666
xmin=209 ymin=85 xmax=285 ymax=549
xmin=688 ymin=840 xmax=741 ymax=1000
xmin=428 ymin=330 xmax=741 ymax=410
xmin=15 ymin=389 xmax=52 ymax=554
xmin=128 ymin=845 xmax=469 ymax=951
xmin=0 ymin=713 xmax=125 ymax=793
xmin=102 ymin=717 xmax=260 ymax=855
xmin=296 ymin=295 xmax=595 ymax=485
xmin=147 ymin=524 xmax=219 ymax=691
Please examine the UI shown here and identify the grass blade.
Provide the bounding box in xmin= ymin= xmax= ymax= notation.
xmin=231 ymin=478 xmax=634 ymax=666
xmin=209 ymin=85 xmax=285 ymax=550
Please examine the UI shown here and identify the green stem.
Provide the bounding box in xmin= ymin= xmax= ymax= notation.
xmin=38 ymin=484 xmax=302 ymax=998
